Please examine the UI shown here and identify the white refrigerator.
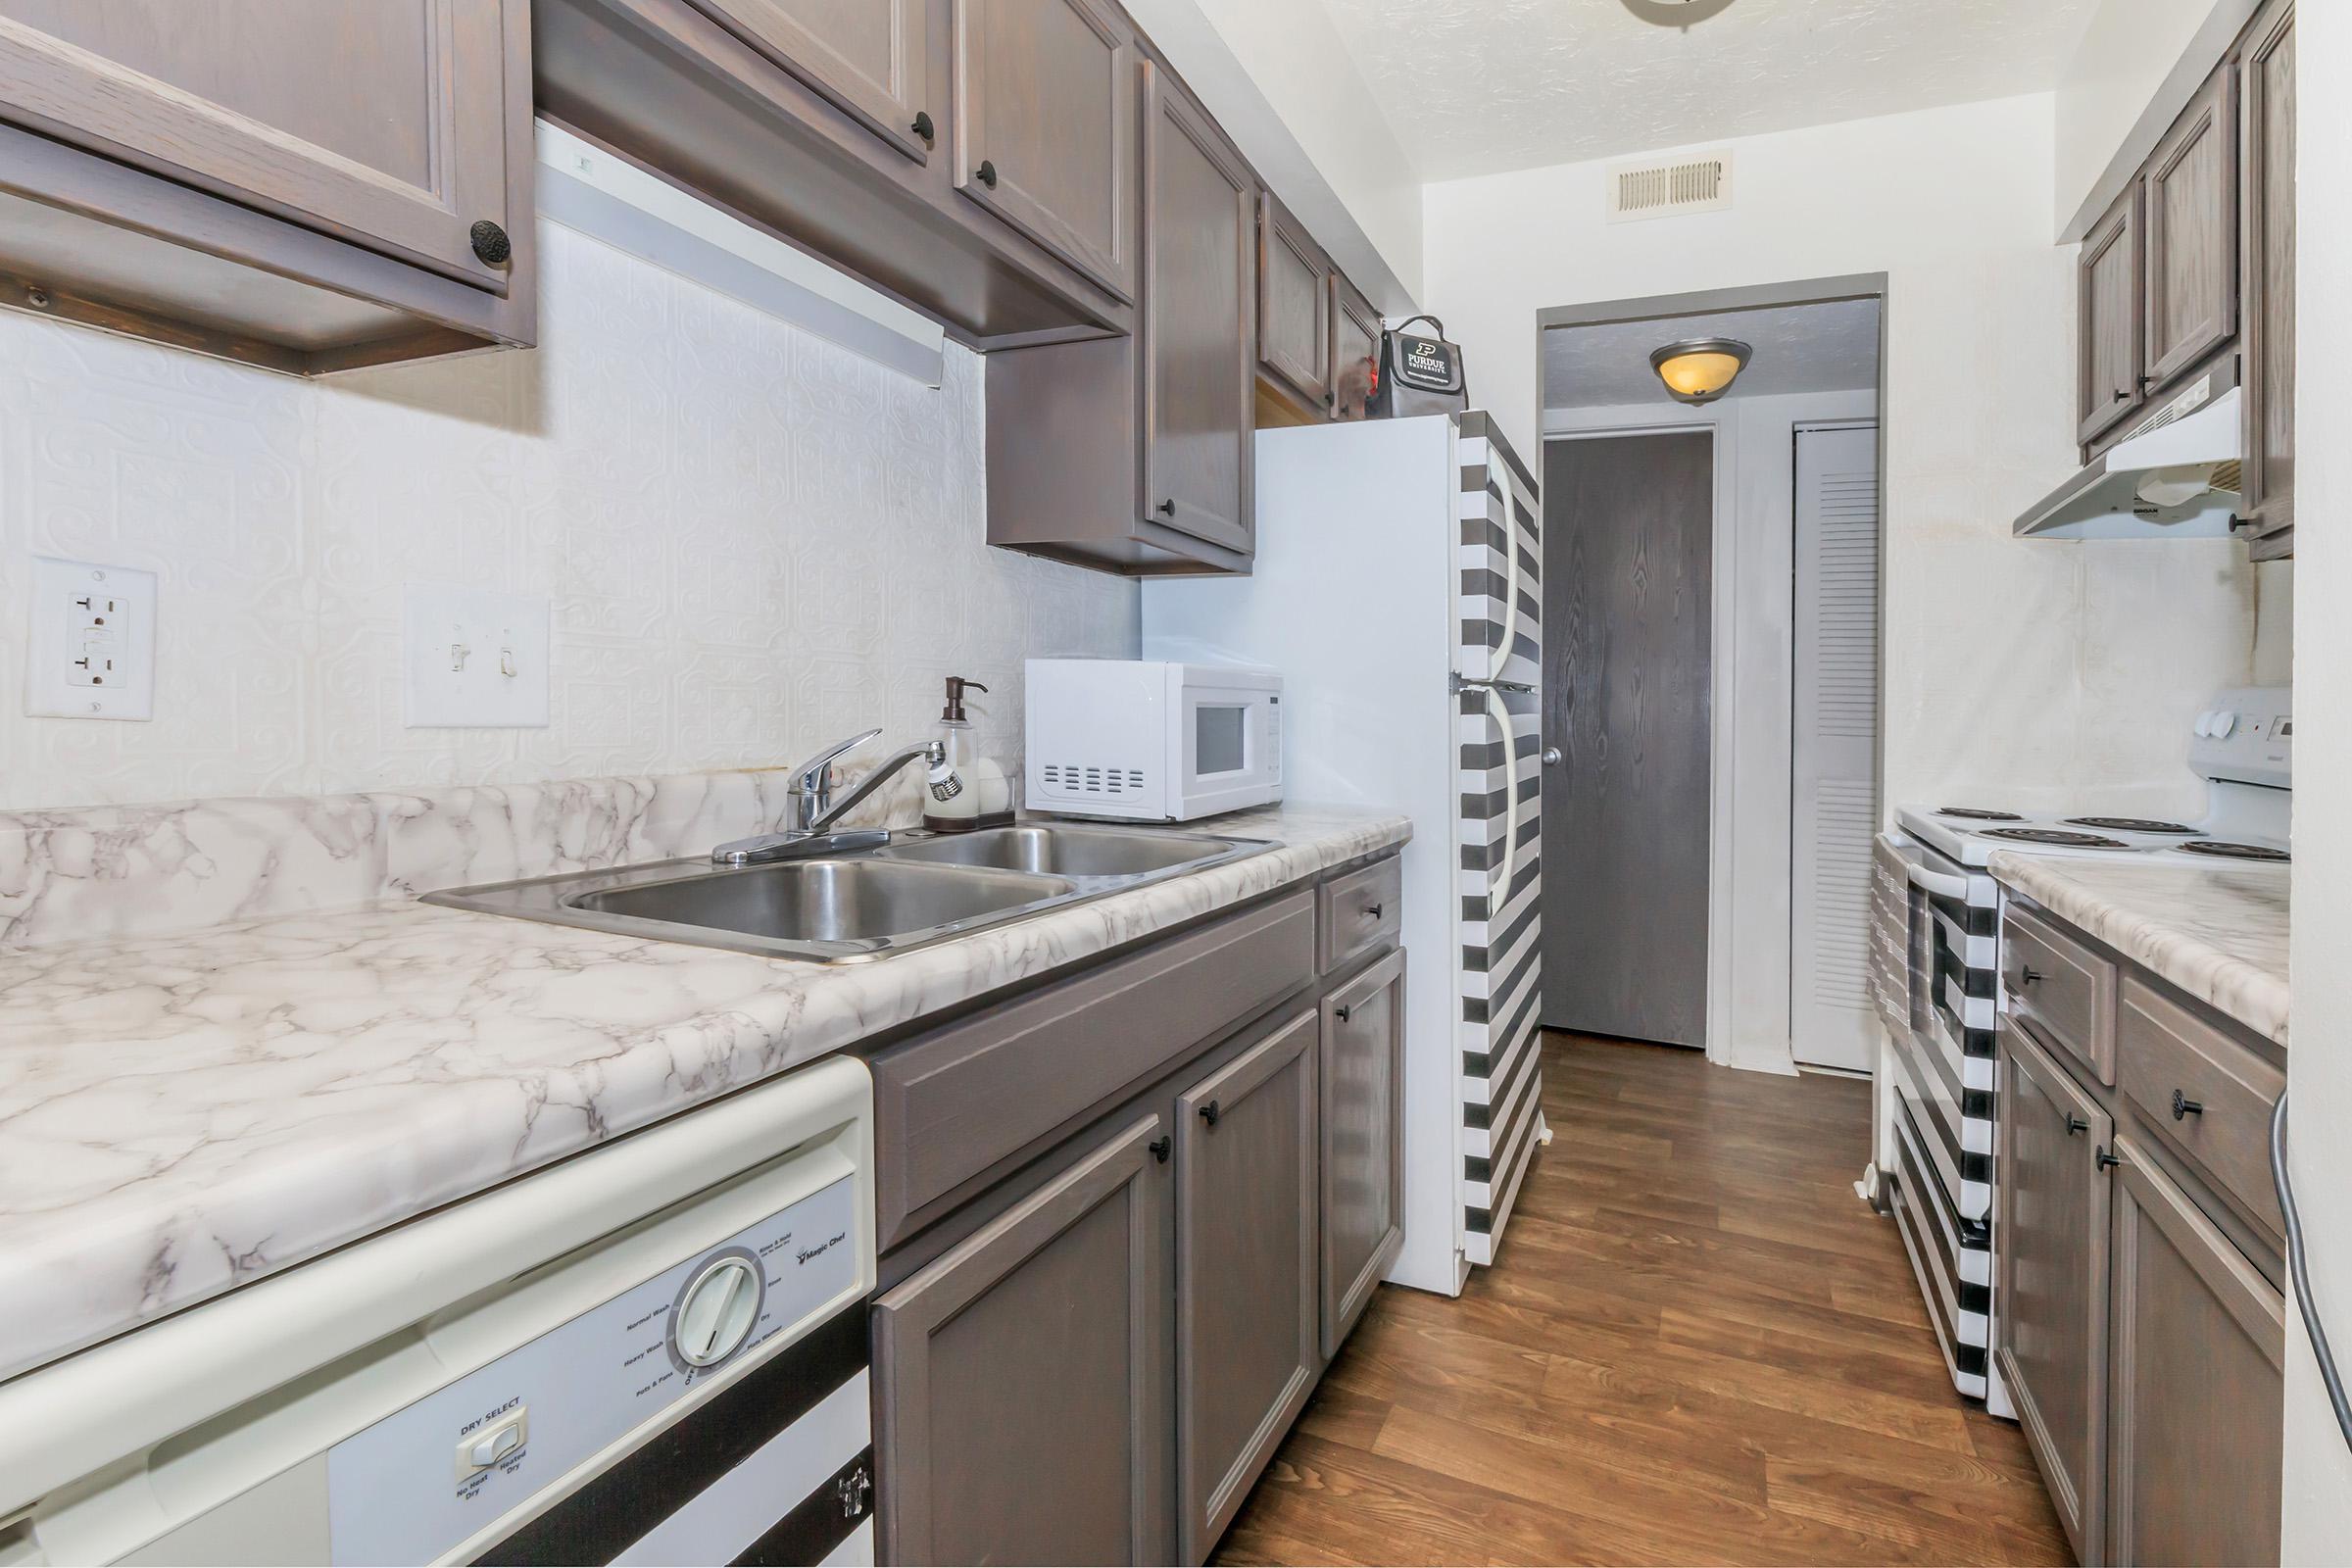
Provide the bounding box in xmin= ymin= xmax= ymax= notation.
xmin=1142 ymin=413 xmax=1545 ymax=1294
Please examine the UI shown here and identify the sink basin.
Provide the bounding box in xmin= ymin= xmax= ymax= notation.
xmin=876 ymin=824 xmax=1241 ymax=878
xmin=571 ymin=858 xmax=1070 ymax=946
xmin=422 ymin=821 xmax=1272 ymax=962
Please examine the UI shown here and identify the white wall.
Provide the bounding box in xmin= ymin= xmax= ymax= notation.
xmin=1424 ymin=94 xmax=2254 ymax=817
xmin=2053 ymin=0 xmax=2256 ymax=237
xmin=2281 ymin=3 xmax=2352 ymax=1553
xmin=0 ymin=220 xmax=1138 ymax=810
xmin=1123 ymin=0 xmax=1423 ymax=307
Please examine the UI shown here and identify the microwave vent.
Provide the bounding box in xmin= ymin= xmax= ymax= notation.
xmin=1043 ymin=763 xmax=1146 ymax=795
xmin=1607 ymin=150 xmax=1732 ymax=221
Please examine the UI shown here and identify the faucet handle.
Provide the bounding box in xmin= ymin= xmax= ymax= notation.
xmin=787 ymin=727 xmax=882 ymax=795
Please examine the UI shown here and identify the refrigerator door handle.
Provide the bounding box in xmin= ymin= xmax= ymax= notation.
xmin=1482 ymin=682 xmax=1519 ymax=906
xmin=1485 ymin=461 xmax=1520 ymax=682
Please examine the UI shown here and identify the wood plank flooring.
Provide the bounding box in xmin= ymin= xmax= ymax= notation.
xmin=1214 ymin=1033 xmax=2071 ymax=1567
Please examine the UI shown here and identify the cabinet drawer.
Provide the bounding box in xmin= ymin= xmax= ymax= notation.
xmin=2117 ymin=976 xmax=2284 ymax=1238
xmin=1318 ymin=856 xmax=1402 ymax=972
xmin=2003 ymin=903 xmax=2116 ymax=1083
xmin=872 ymin=889 xmax=1315 ymax=1249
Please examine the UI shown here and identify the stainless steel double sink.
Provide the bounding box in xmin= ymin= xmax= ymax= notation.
xmin=422 ymin=823 xmax=1272 ymax=963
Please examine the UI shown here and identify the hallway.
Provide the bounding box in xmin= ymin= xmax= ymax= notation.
xmin=1215 ymin=1035 xmax=2070 ymax=1565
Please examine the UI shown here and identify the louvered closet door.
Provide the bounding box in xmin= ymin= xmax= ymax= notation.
xmin=1790 ymin=423 xmax=1882 ymax=1071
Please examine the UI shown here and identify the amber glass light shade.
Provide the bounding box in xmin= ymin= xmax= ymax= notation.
xmin=1649 ymin=337 xmax=1752 ymax=404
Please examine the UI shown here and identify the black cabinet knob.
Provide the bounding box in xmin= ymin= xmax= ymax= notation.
xmin=911 ymin=110 xmax=935 ymax=145
xmin=1154 ymin=498 xmax=1175 ymax=516
xmin=468 ymin=219 xmax=512 ymax=267
xmin=1149 ymin=1135 xmax=1171 ymax=1163
xmin=2172 ymin=1089 xmax=2204 ymax=1120
xmin=2020 ymin=965 xmax=2044 ymax=986
xmin=976 ymin=159 xmax=999 ymax=188
xmin=2066 ymin=1113 xmax=2089 ymax=1136
xmin=1199 ymin=1100 xmax=1220 ymax=1127
xmin=1334 ymin=1004 xmax=1352 ymax=1022
xmin=1366 ymin=903 xmax=1384 ymax=919
xmin=2097 ymin=1147 xmax=2124 ymax=1171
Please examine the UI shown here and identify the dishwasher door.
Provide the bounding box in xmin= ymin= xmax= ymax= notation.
xmin=2 ymin=1057 xmax=877 ymax=1567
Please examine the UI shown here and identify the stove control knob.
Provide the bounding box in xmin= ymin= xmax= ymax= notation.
xmin=2212 ymin=710 xmax=2237 ymax=739
xmin=672 ymin=1254 xmax=763 ymax=1369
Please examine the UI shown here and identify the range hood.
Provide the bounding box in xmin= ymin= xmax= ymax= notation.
xmin=2014 ymin=382 xmax=2243 ymax=540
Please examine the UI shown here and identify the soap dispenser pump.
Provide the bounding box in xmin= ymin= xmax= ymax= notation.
xmin=922 ymin=676 xmax=1010 ymax=832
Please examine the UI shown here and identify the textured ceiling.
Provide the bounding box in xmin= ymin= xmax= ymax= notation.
xmin=1544 ymin=299 xmax=1880 ymax=410
xmin=1323 ymin=0 xmax=2101 ymax=180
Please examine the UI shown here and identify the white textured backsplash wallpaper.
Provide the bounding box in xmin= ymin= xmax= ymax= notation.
xmin=0 ymin=220 xmax=1138 ymax=811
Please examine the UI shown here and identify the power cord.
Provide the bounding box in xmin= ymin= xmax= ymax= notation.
xmin=2272 ymin=1090 xmax=2352 ymax=1448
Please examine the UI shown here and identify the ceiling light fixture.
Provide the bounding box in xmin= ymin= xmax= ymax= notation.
xmin=1649 ymin=337 xmax=1752 ymax=404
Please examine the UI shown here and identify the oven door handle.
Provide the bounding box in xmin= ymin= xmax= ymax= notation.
xmin=1885 ymin=836 xmax=1971 ymax=900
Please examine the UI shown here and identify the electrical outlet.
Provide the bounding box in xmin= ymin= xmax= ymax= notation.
xmin=403 ymin=585 xmax=551 ymax=728
xmin=24 ymin=558 xmax=156 ymax=720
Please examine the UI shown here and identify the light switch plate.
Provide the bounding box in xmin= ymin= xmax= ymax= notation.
xmin=403 ymin=586 xmax=551 ymax=728
xmin=24 ymin=558 xmax=157 ymax=720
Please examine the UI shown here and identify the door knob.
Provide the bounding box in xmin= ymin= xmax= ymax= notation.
xmin=2020 ymin=965 xmax=2044 ymax=986
xmin=911 ymin=110 xmax=935 ymax=145
xmin=1542 ymin=747 xmax=1562 ymax=766
xmin=2065 ymin=1113 xmax=2088 ymax=1136
xmin=1155 ymin=498 xmax=1176 ymax=516
xmin=2097 ymin=1147 xmax=2125 ymax=1172
xmin=1149 ymin=1135 xmax=1171 ymax=1163
xmin=1334 ymin=1004 xmax=1352 ymax=1022
xmin=1199 ymin=1100 xmax=1220 ymax=1128
xmin=469 ymin=220 xmax=512 ymax=267
xmin=976 ymin=159 xmax=999 ymax=188
xmin=2171 ymin=1089 xmax=2204 ymax=1120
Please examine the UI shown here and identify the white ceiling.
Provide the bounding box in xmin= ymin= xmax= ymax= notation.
xmin=1543 ymin=298 xmax=1880 ymax=410
xmin=1321 ymin=0 xmax=2102 ymax=181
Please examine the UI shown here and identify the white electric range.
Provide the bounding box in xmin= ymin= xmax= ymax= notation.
xmin=1870 ymin=686 xmax=2289 ymax=1411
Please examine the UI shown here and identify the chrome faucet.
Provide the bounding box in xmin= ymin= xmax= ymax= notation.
xmin=712 ymin=729 xmax=947 ymax=866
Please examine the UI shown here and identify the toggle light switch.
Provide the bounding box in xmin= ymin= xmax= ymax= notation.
xmin=403 ymin=586 xmax=550 ymax=728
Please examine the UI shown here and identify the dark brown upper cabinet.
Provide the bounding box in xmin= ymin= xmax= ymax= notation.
xmin=1330 ymin=274 xmax=1382 ymax=421
xmin=2140 ymin=64 xmax=2237 ymax=392
xmin=0 ymin=0 xmax=533 ymax=372
xmin=2077 ymin=185 xmax=2144 ymax=448
xmin=686 ymin=0 xmax=936 ymax=163
xmin=1255 ymin=190 xmax=1332 ymax=412
xmin=2239 ymin=0 xmax=2295 ymax=553
xmin=954 ymin=0 xmax=1137 ymax=304
xmin=1142 ymin=63 xmax=1256 ymax=560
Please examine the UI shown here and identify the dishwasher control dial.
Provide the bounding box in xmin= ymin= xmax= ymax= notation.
xmin=668 ymin=1250 xmax=765 ymax=1371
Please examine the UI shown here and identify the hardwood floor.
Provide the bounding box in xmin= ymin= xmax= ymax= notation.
xmin=1214 ymin=1033 xmax=2071 ymax=1567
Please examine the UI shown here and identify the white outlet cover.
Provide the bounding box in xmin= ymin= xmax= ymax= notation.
xmin=403 ymin=586 xmax=551 ymax=728
xmin=24 ymin=557 xmax=157 ymax=721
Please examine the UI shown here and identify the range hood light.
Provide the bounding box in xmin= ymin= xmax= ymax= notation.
xmin=1649 ymin=337 xmax=1751 ymax=405
xmin=2135 ymin=465 xmax=2217 ymax=510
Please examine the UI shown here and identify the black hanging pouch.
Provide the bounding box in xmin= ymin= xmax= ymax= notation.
xmin=1368 ymin=314 xmax=1468 ymax=417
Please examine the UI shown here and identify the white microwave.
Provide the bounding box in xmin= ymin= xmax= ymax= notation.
xmin=1025 ymin=659 xmax=1283 ymax=821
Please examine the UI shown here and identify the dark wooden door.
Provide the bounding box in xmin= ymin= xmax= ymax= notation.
xmin=873 ymin=1113 xmax=1172 ymax=1566
xmin=1329 ymin=276 xmax=1381 ymax=420
xmin=1318 ymin=949 xmax=1403 ymax=1358
xmin=2239 ymin=0 xmax=2295 ymax=545
xmin=1142 ymin=62 xmax=1255 ymax=559
xmin=1994 ymin=1019 xmax=2112 ymax=1565
xmin=954 ymin=0 xmax=1136 ymax=302
xmin=2106 ymin=1138 xmax=2283 ymax=1567
xmin=0 ymin=0 xmax=519 ymax=290
xmin=690 ymin=0 xmax=936 ymax=162
xmin=2078 ymin=186 xmax=2144 ymax=446
xmin=2142 ymin=64 xmax=2238 ymax=391
xmin=1255 ymin=190 xmax=1331 ymax=410
xmin=1176 ymin=1009 xmax=1317 ymax=1563
xmin=1541 ymin=432 xmax=1712 ymax=1047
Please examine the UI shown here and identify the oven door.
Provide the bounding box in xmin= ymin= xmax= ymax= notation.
xmin=1881 ymin=835 xmax=1995 ymax=1226
xmin=1168 ymin=669 xmax=1283 ymax=818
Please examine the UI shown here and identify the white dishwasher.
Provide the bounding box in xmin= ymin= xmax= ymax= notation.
xmin=0 ymin=1056 xmax=877 ymax=1567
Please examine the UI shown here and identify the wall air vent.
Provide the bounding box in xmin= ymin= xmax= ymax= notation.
xmin=1606 ymin=150 xmax=1733 ymax=221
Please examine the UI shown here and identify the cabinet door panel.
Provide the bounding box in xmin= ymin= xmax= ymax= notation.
xmin=955 ymin=0 xmax=1135 ymax=302
xmin=1177 ymin=1009 xmax=1317 ymax=1563
xmin=2108 ymin=1138 xmax=2283 ymax=1568
xmin=1320 ymin=949 xmax=1403 ymax=1358
xmin=1994 ymin=1018 xmax=2111 ymax=1566
xmin=2142 ymin=65 xmax=2238 ymax=390
xmin=2240 ymin=0 xmax=2295 ymax=538
xmin=2077 ymin=186 xmax=2143 ymax=446
xmin=1330 ymin=276 xmax=1381 ymax=421
xmin=0 ymin=1 xmax=516 ymax=289
xmin=1256 ymin=190 xmax=1330 ymax=409
xmin=690 ymin=0 xmax=935 ymax=162
xmin=875 ymin=1113 xmax=1171 ymax=1567
xmin=1143 ymin=64 xmax=1255 ymax=559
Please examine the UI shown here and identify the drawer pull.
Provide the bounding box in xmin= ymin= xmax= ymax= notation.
xmin=976 ymin=159 xmax=999 ymax=188
xmin=1199 ymin=1099 xmax=1221 ymax=1128
xmin=1150 ymin=1135 xmax=1170 ymax=1163
xmin=911 ymin=110 xmax=935 ymax=145
xmin=2097 ymin=1146 xmax=2125 ymax=1172
xmin=1334 ymin=1004 xmax=1352 ymax=1022
xmin=1365 ymin=903 xmax=1384 ymax=919
xmin=2020 ymin=965 xmax=2044 ymax=986
xmin=2066 ymin=1113 xmax=2089 ymax=1136
xmin=2172 ymin=1089 xmax=2205 ymax=1120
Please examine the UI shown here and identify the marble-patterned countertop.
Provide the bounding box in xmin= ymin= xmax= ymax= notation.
xmin=0 ymin=803 xmax=1408 ymax=1384
xmin=1987 ymin=852 xmax=2289 ymax=1045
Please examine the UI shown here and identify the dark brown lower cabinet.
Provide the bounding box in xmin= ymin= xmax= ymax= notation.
xmin=1995 ymin=1019 xmax=2114 ymax=1565
xmin=1319 ymin=949 xmax=1404 ymax=1357
xmin=1175 ymin=1008 xmax=1319 ymax=1564
xmin=2106 ymin=1137 xmax=2284 ymax=1567
xmin=873 ymin=1113 xmax=1173 ymax=1567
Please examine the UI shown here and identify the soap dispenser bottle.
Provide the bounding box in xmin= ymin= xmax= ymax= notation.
xmin=922 ymin=676 xmax=1009 ymax=832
